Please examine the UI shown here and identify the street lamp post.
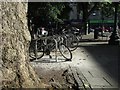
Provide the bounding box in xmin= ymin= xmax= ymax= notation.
xmin=108 ymin=2 xmax=120 ymax=45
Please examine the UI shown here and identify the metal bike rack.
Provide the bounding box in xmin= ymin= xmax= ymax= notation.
xmin=34 ymin=39 xmax=38 ymax=61
xmin=53 ymin=38 xmax=58 ymax=62
xmin=34 ymin=36 xmax=59 ymax=62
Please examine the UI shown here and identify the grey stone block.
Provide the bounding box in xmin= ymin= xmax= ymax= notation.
xmin=81 ymin=71 xmax=93 ymax=78
xmin=86 ymin=78 xmax=111 ymax=86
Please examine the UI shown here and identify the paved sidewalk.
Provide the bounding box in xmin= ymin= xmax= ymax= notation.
xmin=31 ymin=32 xmax=119 ymax=89
xmin=71 ymin=45 xmax=119 ymax=90
xmin=31 ymin=41 xmax=119 ymax=89
xmin=81 ymin=32 xmax=111 ymax=41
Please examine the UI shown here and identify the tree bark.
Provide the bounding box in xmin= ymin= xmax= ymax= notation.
xmin=81 ymin=2 xmax=99 ymax=35
xmin=1 ymin=2 xmax=44 ymax=88
xmin=82 ymin=3 xmax=88 ymax=35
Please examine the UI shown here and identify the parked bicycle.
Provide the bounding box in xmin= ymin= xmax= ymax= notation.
xmin=29 ymin=34 xmax=72 ymax=61
xmin=61 ymin=25 xmax=80 ymax=51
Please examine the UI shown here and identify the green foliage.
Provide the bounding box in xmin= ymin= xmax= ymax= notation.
xmin=46 ymin=3 xmax=65 ymax=22
xmin=58 ymin=3 xmax=72 ymax=20
xmin=28 ymin=2 xmax=72 ymax=23
xmin=100 ymin=2 xmax=114 ymax=18
xmin=117 ymin=3 xmax=120 ymax=13
xmin=98 ymin=2 xmax=120 ymax=18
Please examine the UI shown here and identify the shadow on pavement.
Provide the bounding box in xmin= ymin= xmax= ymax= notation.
xmin=32 ymin=58 xmax=71 ymax=63
xmin=79 ymin=39 xmax=108 ymax=42
xmin=79 ymin=44 xmax=120 ymax=86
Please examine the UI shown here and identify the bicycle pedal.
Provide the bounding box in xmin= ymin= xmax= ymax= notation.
xmin=66 ymin=59 xmax=71 ymax=61
xmin=49 ymin=55 xmax=52 ymax=59
xmin=30 ymin=59 xmax=35 ymax=62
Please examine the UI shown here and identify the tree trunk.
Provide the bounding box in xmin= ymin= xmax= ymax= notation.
xmin=1 ymin=2 xmax=44 ymax=88
xmin=81 ymin=2 xmax=99 ymax=35
xmin=82 ymin=3 xmax=88 ymax=35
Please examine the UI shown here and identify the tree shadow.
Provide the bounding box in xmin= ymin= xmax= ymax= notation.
xmin=31 ymin=57 xmax=71 ymax=63
xmin=79 ymin=44 xmax=120 ymax=86
xmin=79 ymin=39 xmax=108 ymax=42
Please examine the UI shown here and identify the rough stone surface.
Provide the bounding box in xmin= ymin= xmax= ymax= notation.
xmin=0 ymin=2 xmax=3 ymax=88
xmin=1 ymin=2 xmax=44 ymax=88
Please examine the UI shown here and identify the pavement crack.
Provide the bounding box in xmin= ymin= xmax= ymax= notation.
xmin=103 ymin=77 xmax=112 ymax=86
xmin=88 ymin=71 xmax=94 ymax=77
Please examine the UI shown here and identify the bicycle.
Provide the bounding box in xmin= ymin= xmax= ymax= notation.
xmin=53 ymin=35 xmax=72 ymax=61
xmin=29 ymin=35 xmax=72 ymax=61
xmin=61 ymin=26 xmax=79 ymax=51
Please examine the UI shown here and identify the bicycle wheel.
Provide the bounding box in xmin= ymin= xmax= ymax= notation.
xmin=46 ymin=37 xmax=56 ymax=52
xmin=67 ymin=34 xmax=79 ymax=51
xmin=77 ymin=34 xmax=82 ymax=41
xmin=29 ymin=40 xmax=44 ymax=61
xmin=58 ymin=43 xmax=72 ymax=60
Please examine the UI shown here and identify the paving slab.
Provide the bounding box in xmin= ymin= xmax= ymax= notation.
xmin=81 ymin=71 xmax=93 ymax=78
xmin=92 ymin=87 xmax=119 ymax=90
xmin=31 ymin=39 xmax=119 ymax=89
xmin=103 ymin=76 xmax=119 ymax=87
xmin=82 ymin=69 xmax=111 ymax=79
xmin=69 ymin=66 xmax=84 ymax=88
xmin=86 ymin=77 xmax=111 ymax=86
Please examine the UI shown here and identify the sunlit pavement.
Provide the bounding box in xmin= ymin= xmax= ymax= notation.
xmin=72 ymin=45 xmax=119 ymax=89
xmin=31 ymin=42 xmax=119 ymax=89
xmin=31 ymin=33 xmax=120 ymax=89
